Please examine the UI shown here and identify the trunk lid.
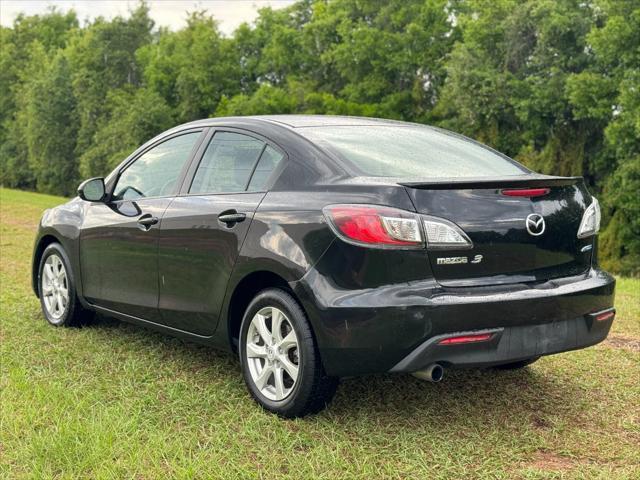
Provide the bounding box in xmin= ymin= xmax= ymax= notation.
xmin=401 ymin=175 xmax=594 ymax=286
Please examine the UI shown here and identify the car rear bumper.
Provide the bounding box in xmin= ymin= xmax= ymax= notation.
xmin=390 ymin=308 xmax=614 ymax=372
xmin=293 ymin=268 xmax=616 ymax=377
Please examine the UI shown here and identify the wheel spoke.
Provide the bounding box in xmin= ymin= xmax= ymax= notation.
xmin=280 ymin=357 xmax=299 ymax=382
xmin=273 ymin=366 xmax=285 ymax=400
xmin=58 ymin=292 xmax=67 ymax=310
xmin=253 ymin=364 xmax=272 ymax=390
xmin=253 ymin=314 xmax=271 ymax=345
xmin=58 ymin=265 xmax=66 ymax=281
xmin=42 ymin=284 xmax=54 ymax=295
xmin=52 ymin=294 xmax=60 ymax=314
xmin=44 ymin=264 xmax=54 ymax=282
xmin=246 ymin=343 xmax=267 ymax=359
xmin=279 ymin=330 xmax=297 ymax=351
xmin=271 ymin=309 xmax=284 ymax=342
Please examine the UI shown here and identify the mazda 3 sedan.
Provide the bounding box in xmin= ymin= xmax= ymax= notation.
xmin=32 ymin=115 xmax=616 ymax=417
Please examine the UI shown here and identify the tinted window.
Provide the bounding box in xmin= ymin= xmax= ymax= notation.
xmin=247 ymin=146 xmax=284 ymax=191
xmin=190 ymin=132 xmax=265 ymax=194
xmin=297 ymin=125 xmax=527 ymax=178
xmin=113 ymin=132 xmax=201 ymax=200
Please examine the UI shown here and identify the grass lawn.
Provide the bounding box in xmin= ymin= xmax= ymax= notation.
xmin=1 ymin=187 xmax=638 ymax=479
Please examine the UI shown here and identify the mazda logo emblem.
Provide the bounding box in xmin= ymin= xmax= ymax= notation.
xmin=526 ymin=213 xmax=545 ymax=236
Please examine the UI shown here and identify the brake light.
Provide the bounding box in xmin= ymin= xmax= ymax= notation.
xmin=324 ymin=205 xmax=423 ymax=247
xmin=501 ymin=188 xmax=550 ymax=197
xmin=438 ymin=333 xmax=494 ymax=345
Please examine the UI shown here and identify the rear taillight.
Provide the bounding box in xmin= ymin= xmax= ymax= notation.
xmin=577 ymin=197 xmax=601 ymax=238
xmin=324 ymin=204 xmax=473 ymax=250
xmin=323 ymin=205 xmax=423 ymax=248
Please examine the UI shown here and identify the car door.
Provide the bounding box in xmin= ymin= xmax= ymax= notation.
xmin=80 ymin=130 xmax=205 ymax=321
xmin=157 ymin=129 xmax=286 ymax=335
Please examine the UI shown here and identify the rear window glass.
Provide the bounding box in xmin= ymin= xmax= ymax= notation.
xmin=190 ymin=132 xmax=264 ymax=194
xmin=297 ymin=125 xmax=527 ymax=178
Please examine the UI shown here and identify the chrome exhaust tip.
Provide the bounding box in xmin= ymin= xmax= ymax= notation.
xmin=412 ymin=364 xmax=444 ymax=383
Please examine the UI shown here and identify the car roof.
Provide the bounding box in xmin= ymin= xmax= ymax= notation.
xmin=181 ymin=114 xmax=409 ymax=130
xmin=250 ymin=115 xmax=409 ymax=128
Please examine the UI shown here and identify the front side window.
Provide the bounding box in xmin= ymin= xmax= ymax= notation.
xmin=113 ymin=132 xmax=201 ymax=201
xmin=190 ymin=132 xmax=266 ymax=194
xmin=297 ymin=125 xmax=528 ymax=178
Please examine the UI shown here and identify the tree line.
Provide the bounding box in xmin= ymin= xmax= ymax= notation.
xmin=0 ymin=0 xmax=638 ymax=274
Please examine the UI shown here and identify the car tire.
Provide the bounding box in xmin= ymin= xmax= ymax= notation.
xmin=494 ymin=357 xmax=540 ymax=370
xmin=38 ymin=243 xmax=91 ymax=327
xmin=239 ymin=288 xmax=338 ymax=418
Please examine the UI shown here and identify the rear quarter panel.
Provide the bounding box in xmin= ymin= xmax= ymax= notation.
xmin=219 ymin=186 xmax=432 ymax=355
xmin=230 ymin=186 xmax=419 ymax=283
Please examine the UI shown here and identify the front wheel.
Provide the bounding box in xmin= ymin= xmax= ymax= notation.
xmin=38 ymin=243 xmax=91 ymax=327
xmin=239 ymin=288 xmax=338 ymax=418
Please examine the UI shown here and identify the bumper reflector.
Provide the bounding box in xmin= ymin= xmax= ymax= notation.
xmin=594 ymin=310 xmax=615 ymax=322
xmin=438 ymin=333 xmax=494 ymax=345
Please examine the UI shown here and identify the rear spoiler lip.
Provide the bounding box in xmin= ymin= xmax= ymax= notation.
xmin=399 ymin=175 xmax=583 ymax=190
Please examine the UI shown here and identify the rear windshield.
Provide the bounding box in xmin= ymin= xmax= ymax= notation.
xmin=297 ymin=125 xmax=527 ymax=178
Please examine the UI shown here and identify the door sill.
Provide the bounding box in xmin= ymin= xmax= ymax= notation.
xmin=90 ymin=303 xmax=215 ymax=341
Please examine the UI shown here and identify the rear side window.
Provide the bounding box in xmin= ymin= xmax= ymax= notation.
xmin=113 ymin=132 xmax=201 ymax=201
xmin=297 ymin=125 xmax=527 ymax=178
xmin=190 ymin=132 xmax=264 ymax=194
xmin=247 ymin=146 xmax=284 ymax=191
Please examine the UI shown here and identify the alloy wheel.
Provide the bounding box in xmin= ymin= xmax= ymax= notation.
xmin=245 ymin=306 xmax=300 ymax=401
xmin=41 ymin=254 xmax=69 ymax=321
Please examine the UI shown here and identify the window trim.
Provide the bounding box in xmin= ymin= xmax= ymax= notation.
xmin=107 ymin=128 xmax=208 ymax=204
xmin=179 ymin=126 xmax=288 ymax=197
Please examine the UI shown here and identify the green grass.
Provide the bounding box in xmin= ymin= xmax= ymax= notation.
xmin=1 ymin=187 xmax=639 ymax=479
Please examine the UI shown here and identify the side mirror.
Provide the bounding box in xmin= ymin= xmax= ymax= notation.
xmin=77 ymin=177 xmax=106 ymax=202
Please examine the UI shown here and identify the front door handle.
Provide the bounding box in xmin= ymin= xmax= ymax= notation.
xmin=218 ymin=211 xmax=246 ymax=225
xmin=137 ymin=214 xmax=159 ymax=230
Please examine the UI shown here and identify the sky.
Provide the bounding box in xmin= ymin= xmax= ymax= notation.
xmin=0 ymin=0 xmax=296 ymax=35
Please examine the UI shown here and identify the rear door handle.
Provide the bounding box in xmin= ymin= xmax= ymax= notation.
xmin=218 ymin=211 xmax=246 ymax=225
xmin=137 ymin=214 xmax=159 ymax=230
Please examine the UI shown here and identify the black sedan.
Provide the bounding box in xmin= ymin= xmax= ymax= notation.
xmin=32 ymin=115 xmax=616 ymax=417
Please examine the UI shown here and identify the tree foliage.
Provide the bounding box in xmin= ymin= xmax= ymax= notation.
xmin=0 ymin=0 xmax=638 ymax=274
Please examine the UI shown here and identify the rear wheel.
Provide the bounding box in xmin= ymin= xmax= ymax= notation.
xmin=239 ymin=288 xmax=338 ymax=418
xmin=38 ymin=243 xmax=91 ymax=327
xmin=494 ymin=357 xmax=540 ymax=370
